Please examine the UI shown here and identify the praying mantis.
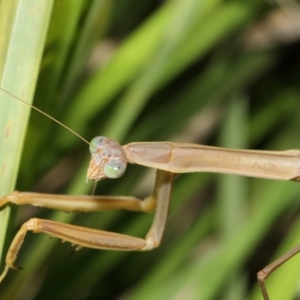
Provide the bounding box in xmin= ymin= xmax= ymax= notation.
xmin=0 ymin=88 xmax=300 ymax=300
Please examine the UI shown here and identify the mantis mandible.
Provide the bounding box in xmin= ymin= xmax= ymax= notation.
xmin=0 ymin=88 xmax=300 ymax=300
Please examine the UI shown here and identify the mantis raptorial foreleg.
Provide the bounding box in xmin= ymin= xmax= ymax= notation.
xmin=0 ymin=169 xmax=173 ymax=282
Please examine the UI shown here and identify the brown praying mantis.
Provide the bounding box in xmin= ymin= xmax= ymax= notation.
xmin=0 ymin=88 xmax=300 ymax=300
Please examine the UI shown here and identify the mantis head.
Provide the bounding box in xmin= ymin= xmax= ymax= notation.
xmin=87 ymin=136 xmax=127 ymax=181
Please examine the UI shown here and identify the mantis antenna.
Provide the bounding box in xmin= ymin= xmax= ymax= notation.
xmin=0 ymin=87 xmax=90 ymax=145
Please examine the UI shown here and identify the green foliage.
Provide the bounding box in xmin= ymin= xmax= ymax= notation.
xmin=1 ymin=1 xmax=300 ymax=299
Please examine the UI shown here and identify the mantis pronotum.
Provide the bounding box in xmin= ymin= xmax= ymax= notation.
xmin=0 ymin=88 xmax=300 ymax=300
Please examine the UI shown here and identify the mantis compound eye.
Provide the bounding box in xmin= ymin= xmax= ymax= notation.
xmin=87 ymin=136 xmax=127 ymax=180
xmin=89 ymin=136 xmax=106 ymax=154
xmin=104 ymin=161 xmax=126 ymax=178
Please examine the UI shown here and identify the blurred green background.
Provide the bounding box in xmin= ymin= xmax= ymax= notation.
xmin=1 ymin=0 xmax=300 ymax=299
